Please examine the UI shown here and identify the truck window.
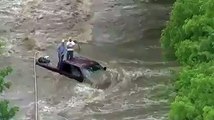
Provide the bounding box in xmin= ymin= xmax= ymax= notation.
xmin=84 ymin=64 xmax=102 ymax=72
xmin=71 ymin=66 xmax=81 ymax=77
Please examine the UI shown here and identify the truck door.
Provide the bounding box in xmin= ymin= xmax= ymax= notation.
xmin=71 ymin=66 xmax=82 ymax=78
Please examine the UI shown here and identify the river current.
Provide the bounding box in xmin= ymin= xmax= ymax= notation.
xmin=0 ymin=0 xmax=177 ymax=119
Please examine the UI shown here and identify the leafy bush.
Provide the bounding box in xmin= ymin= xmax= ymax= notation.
xmin=160 ymin=0 xmax=214 ymax=119
xmin=161 ymin=0 xmax=214 ymax=65
xmin=0 ymin=67 xmax=19 ymax=119
xmin=203 ymin=107 xmax=214 ymax=120
xmin=169 ymin=96 xmax=198 ymax=120
xmin=170 ymin=62 xmax=214 ymax=120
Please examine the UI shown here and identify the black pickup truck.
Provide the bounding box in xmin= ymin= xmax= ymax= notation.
xmin=36 ymin=56 xmax=107 ymax=82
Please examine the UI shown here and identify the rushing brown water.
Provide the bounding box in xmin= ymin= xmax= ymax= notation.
xmin=0 ymin=0 xmax=178 ymax=119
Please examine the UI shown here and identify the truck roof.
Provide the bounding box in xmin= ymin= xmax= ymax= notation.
xmin=64 ymin=56 xmax=99 ymax=68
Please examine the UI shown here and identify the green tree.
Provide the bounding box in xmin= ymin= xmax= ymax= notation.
xmin=0 ymin=41 xmax=18 ymax=119
xmin=0 ymin=67 xmax=19 ymax=120
xmin=160 ymin=0 xmax=214 ymax=119
xmin=161 ymin=0 xmax=214 ymax=65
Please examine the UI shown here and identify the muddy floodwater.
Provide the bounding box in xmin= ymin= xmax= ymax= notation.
xmin=0 ymin=0 xmax=178 ymax=119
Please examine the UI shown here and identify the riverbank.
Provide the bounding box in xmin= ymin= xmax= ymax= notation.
xmin=161 ymin=0 xmax=214 ymax=119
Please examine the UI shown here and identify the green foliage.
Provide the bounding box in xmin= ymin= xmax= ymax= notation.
xmin=169 ymin=96 xmax=198 ymax=120
xmin=170 ymin=62 xmax=214 ymax=120
xmin=0 ymin=100 xmax=19 ymax=120
xmin=161 ymin=0 xmax=214 ymax=119
xmin=161 ymin=0 xmax=214 ymax=65
xmin=0 ymin=67 xmax=19 ymax=120
xmin=203 ymin=107 xmax=214 ymax=120
xmin=0 ymin=67 xmax=12 ymax=93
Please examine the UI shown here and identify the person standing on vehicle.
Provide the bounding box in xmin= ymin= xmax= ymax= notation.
xmin=66 ymin=37 xmax=76 ymax=60
xmin=57 ymin=39 xmax=66 ymax=68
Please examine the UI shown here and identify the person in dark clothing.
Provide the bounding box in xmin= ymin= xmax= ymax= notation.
xmin=57 ymin=39 xmax=66 ymax=68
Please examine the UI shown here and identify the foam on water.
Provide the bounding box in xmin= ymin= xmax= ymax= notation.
xmin=17 ymin=63 xmax=172 ymax=120
xmin=0 ymin=0 xmax=173 ymax=119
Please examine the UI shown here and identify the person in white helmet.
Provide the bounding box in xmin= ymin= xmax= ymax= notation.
xmin=66 ymin=37 xmax=76 ymax=60
xmin=57 ymin=39 xmax=66 ymax=68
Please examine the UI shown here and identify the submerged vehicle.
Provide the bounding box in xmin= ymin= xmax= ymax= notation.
xmin=36 ymin=56 xmax=107 ymax=82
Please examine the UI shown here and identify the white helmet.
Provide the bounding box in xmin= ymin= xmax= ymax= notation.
xmin=61 ymin=39 xmax=65 ymax=43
